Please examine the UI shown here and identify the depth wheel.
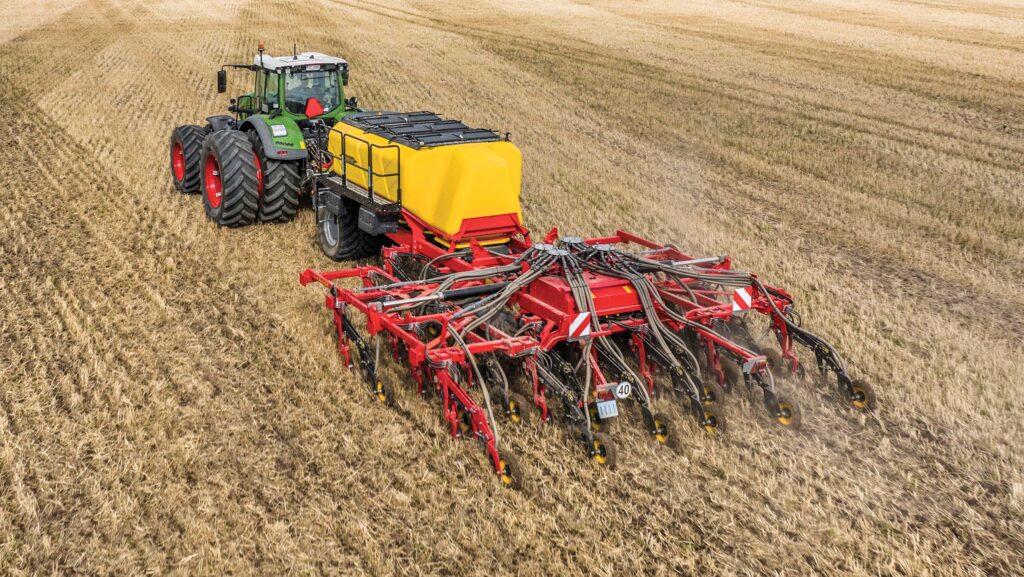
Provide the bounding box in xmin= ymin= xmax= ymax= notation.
xmin=650 ymin=412 xmax=675 ymax=448
xmin=496 ymin=452 xmax=523 ymax=490
xmin=170 ymin=125 xmax=208 ymax=193
xmin=248 ymin=132 xmax=300 ymax=223
xmin=506 ymin=392 xmax=530 ymax=425
xmin=845 ymin=379 xmax=876 ymax=411
xmin=698 ymin=405 xmax=725 ymax=434
xmin=770 ymin=395 xmax=802 ymax=429
xmin=317 ymin=195 xmax=384 ymax=261
xmin=200 ymin=131 xmax=258 ymax=227
xmin=589 ymin=432 xmax=617 ymax=469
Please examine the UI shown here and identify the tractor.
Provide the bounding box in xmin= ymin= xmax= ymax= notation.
xmin=169 ymin=44 xmax=356 ymax=227
xmin=169 ymin=45 xmax=515 ymax=262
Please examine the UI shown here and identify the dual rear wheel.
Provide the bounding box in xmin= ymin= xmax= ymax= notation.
xmin=248 ymin=132 xmax=300 ymax=223
xmin=169 ymin=125 xmax=208 ymax=193
xmin=170 ymin=125 xmax=380 ymax=259
xmin=200 ymin=131 xmax=259 ymax=227
xmin=169 ymin=126 xmax=300 ymax=227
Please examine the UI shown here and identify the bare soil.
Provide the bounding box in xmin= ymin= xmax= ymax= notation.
xmin=1 ymin=1 xmax=1022 ymax=575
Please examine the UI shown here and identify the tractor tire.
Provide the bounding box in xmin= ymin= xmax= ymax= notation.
xmin=200 ymin=131 xmax=259 ymax=227
xmin=169 ymin=125 xmax=209 ymax=193
xmin=248 ymin=132 xmax=300 ymax=223
xmin=317 ymin=195 xmax=383 ymax=261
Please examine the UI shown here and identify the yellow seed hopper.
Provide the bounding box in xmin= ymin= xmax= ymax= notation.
xmin=327 ymin=112 xmax=523 ymax=244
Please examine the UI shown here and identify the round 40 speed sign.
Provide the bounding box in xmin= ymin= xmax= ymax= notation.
xmin=614 ymin=381 xmax=632 ymax=400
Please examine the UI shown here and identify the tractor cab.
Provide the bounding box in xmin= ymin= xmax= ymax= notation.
xmin=233 ymin=51 xmax=350 ymax=121
xmin=207 ymin=47 xmax=358 ymax=176
xmin=256 ymin=52 xmax=348 ymax=119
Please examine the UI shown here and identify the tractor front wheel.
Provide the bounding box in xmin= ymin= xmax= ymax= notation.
xmin=169 ymin=125 xmax=209 ymax=193
xmin=200 ymin=131 xmax=259 ymax=227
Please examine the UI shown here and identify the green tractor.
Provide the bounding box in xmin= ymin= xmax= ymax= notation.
xmin=169 ymin=45 xmax=357 ymax=226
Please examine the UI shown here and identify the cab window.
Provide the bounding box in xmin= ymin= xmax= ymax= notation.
xmin=265 ymin=72 xmax=280 ymax=110
xmin=254 ymin=71 xmax=266 ymax=109
xmin=284 ymin=70 xmax=340 ymax=115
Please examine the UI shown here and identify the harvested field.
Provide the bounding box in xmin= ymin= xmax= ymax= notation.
xmin=1 ymin=0 xmax=1022 ymax=575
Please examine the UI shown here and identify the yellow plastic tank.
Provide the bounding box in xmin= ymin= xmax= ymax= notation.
xmin=327 ymin=112 xmax=522 ymax=240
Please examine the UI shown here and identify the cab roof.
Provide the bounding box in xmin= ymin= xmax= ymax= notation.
xmin=255 ymin=52 xmax=348 ymax=72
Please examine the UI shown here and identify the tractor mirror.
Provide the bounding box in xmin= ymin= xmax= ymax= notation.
xmin=217 ymin=70 xmax=227 ymax=93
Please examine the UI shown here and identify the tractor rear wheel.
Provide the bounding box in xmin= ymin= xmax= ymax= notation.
xmin=317 ymin=195 xmax=383 ymax=260
xmin=201 ymin=131 xmax=259 ymax=227
xmin=169 ymin=125 xmax=208 ymax=193
xmin=248 ymin=132 xmax=300 ymax=223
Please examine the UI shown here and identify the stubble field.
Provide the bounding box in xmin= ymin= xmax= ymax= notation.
xmin=1 ymin=0 xmax=1022 ymax=575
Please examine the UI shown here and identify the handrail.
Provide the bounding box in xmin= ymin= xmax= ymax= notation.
xmin=328 ymin=124 xmax=402 ymax=206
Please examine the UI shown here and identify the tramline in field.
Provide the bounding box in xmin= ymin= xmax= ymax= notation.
xmin=170 ymin=46 xmax=876 ymax=489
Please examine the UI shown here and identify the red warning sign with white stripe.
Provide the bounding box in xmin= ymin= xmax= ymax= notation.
xmin=732 ymin=287 xmax=753 ymax=312
xmin=567 ymin=312 xmax=593 ymax=340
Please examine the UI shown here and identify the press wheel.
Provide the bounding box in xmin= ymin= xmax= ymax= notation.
xmin=373 ymin=378 xmax=395 ymax=407
xmin=698 ymin=405 xmax=725 ymax=434
xmin=650 ymin=412 xmax=675 ymax=448
xmin=589 ymin=433 xmax=617 ymax=469
xmin=846 ymin=379 xmax=876 ymax=410
xmin=497 ymin=452 xmax=523 ymax=490
xmin=701 ymin=381 xmax=725 ymax=406
xmin=770 ymin=395 xmax=802 ymax=429
xmin=506 ymin=392 xmax=531 ymax=425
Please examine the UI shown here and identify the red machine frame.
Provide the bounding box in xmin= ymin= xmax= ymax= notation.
xmin=300 ymin=217 xmax=854 ymax=486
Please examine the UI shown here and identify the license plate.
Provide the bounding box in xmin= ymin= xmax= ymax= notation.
xmin=596 ymin=399 xmax=619 ymax=420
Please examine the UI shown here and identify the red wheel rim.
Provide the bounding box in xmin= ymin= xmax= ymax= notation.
xmin=253 ymin=152 xmax=263 ymax=196
xmin=204 ymin=153 xmax=222 ymax=209
xmin=171 ymin=141 xmax=185 ymax=181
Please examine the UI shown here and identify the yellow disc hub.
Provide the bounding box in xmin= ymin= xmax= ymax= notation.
xmin=702 ymin=385 xmax=716 ymax=405
xmin=777 ymin=402 xmax=794 ymax=426
xmin=509 ymin=400 xmax=521 ymax=424
xmin=499 ymin=459 xmax=515 ymax=486
xmin=851 ymin=386 xmax=868 ymax=409
xmin=702 ymin=411 xmax=718 ymax=433
xmin=654 ymin=419 xmax=669 ymax=444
